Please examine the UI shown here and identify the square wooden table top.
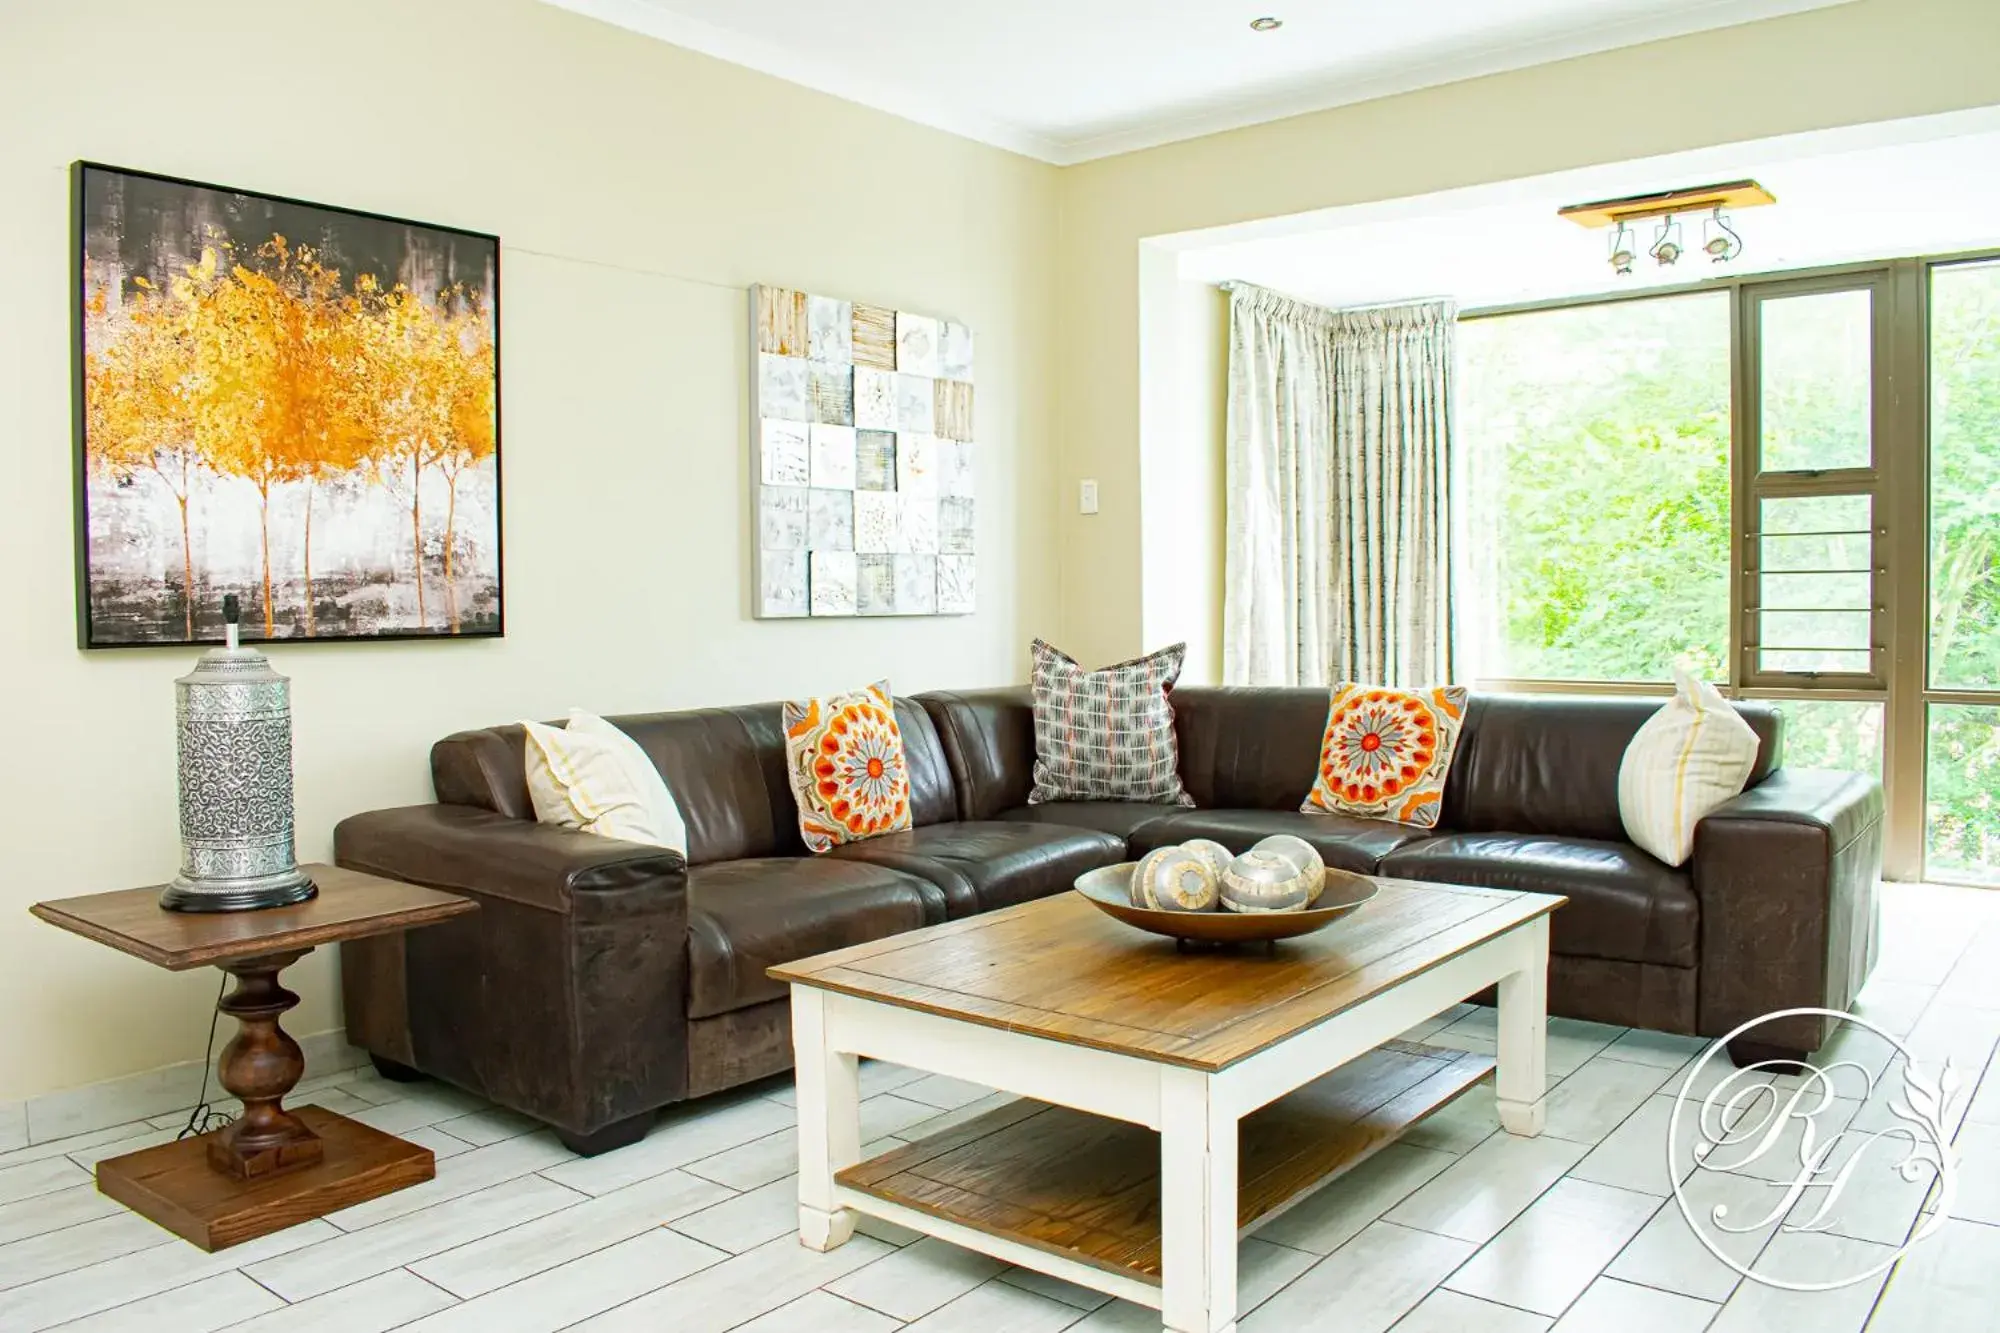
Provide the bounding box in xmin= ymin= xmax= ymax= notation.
xmin=29 ymin=864 xmax=475 ymax=972
xmin=771 ymin=878 xmax=1564 ymax=1072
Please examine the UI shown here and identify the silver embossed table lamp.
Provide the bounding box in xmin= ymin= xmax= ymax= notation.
xmin=160 ymin=593 xmax=317 ymax=912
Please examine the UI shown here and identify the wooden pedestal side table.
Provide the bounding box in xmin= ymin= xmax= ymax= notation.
xmin=30 ymin=863 xmax=475 ymax=1251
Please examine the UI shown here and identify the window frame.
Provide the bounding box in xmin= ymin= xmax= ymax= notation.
xmin=1732 ymin=270 xmax=1891 ymax=695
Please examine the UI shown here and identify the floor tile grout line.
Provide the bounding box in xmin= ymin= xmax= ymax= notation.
xmin=1481 ymin=1065 xmax=1698 ymax=1319
xmin=1423 ymin=1088 xmax=1675 ymax=1322
xmin=0 ymin=1121 xmax=158 ymax=1167
xmin=302 ymin=1158 xmax=597 ymax=1251
xmin=388 ymin=1177 xmax=726 ymax=1300
xmin=1595 ymin=1263 xmax=1732 ymax=1310
xmin=7 ymin=1239 xmax=241 ymax=1333
xmin=0 ymin=1235 xmax=183 ymax=1302
xmin=238 ymin=1267 xmax=292 ymax=1310
xmin=0 ymin=1171 xmax=98 ymax=1211
xmin=364 ymin=1264 xmax=475 ymax=1330
xmin=418 ymin=1221 xmax=729 ymax=1318
xmin=0 ymin=1200 xmax=162 ymax=1255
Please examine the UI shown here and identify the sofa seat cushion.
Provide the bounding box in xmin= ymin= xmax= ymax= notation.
xmin=827 ymin=821 xmax=1125 ymax=916
xmin=1129 ymin=809 xmax=1437 ymax=874
xmin=999 ymin=802 xmax=1181 ymax=842
xmin=1380 ymin=834 xmax=1697 ymax=968
xmin=686 ymin=858 xmax=935 ymax=1019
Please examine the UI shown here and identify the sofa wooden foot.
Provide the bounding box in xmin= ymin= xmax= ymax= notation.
xmin=369 ymin=1054 xmax=427 ymax=1084
xmin=1726 ymin=1038 xmax=1810 ymax=1072
xmin=557 ymin=1111 xmax=655 ymax=1157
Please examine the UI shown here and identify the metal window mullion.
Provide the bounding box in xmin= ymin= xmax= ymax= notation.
xmin=1925 ymin=688 xmax=2000 ymax=707
xmin=1882 ymin=260 xmax=1928 ymax=880
xmin=1748 ymin=470 xmax=1881 ymax=498
xmin=1738 ymin=685 xmax=1889 ymax=703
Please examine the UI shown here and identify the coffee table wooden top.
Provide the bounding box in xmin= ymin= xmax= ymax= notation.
xmin=29 ymin=864 xmax=476 ymax=971
xmin=771 ymin=877 xmax=1563 ymax=1072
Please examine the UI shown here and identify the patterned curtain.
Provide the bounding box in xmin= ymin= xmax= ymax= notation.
xmin=1222 ymin=285 xmax=1456 ymax=688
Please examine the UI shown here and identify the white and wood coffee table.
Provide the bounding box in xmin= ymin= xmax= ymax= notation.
xmin=771 ymin=877 xmax=1563 ymax=1333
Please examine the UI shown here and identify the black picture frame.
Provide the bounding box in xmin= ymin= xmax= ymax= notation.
xmin=71 ymin=161 xmax=504 ymax=649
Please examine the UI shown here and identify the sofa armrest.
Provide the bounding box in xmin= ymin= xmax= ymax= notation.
xmin=333 ymin=804 xmax=692 ymax=1135
xmin=1691 ymin=770 xmax=1884 ymax=1054
xmin=334 ymin=804 xmax=686 ymax=916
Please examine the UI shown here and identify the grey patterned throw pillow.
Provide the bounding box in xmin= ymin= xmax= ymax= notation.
xmin=1028 ymin=639 xmax=1195 ymax=806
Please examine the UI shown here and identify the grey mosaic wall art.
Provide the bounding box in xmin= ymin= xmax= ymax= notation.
xmin=751 ymin=285 xmax=975 ymax=618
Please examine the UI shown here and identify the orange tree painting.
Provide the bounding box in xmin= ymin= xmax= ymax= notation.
xmin=74 ymin=163 xmax=500 ymax=647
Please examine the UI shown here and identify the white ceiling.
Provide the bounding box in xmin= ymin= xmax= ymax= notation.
xmin=543 ymin=0 xmax=1856 ymax=164
xmin=1175 ymin=116 xmax=2000 ymax=309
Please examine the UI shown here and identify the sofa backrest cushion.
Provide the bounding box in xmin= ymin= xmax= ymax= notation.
xmin=918 ymin=684 xmax=1783 ymax=844
xmin=432 ymin=695 xmax=958 ymax=865
xmin=920 ymin=684 xmax=1331 ymax=817
xmin=1442 ymin=694 xmax=1782 ymax=841
xmin=1171 ymin=687 xmax=1330 ymax=810
xmin=918 ymin=688 xmax=1037 ymax=820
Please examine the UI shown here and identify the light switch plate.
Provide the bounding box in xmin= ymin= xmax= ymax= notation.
xmin=1079 ymin=479 xmax=1099 ymax=515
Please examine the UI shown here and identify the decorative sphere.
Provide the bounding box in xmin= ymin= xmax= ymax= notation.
xmin=1220 ymin=849 xmax=1315 ymax=914
xmin=1179 ymin=839 xmax=1233 ymax=882
xmin=1131 ymin=847 xmax=1220 ymax=912
xmin=1249 ymin=835 xmax=1327 ymax=905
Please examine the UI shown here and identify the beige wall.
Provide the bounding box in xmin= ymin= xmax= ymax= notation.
xmin=11 ymin=0 xmax=2000 ymax=1106
xmin=1136 ymin=255 xmax=1229 ymax=685
xmin=1054 ymin=0 xmax=2000 ymax=670
xmin=0 ymin=0 xmax=1060 ymax=1103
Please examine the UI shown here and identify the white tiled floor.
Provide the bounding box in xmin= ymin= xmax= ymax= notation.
xmin=5 ymin=883 xmax=2000 ymax=1332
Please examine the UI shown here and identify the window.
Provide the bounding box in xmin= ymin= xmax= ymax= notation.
xmin=1739 ymin=279 xmax=1884 ymax=689
xmin=1776 ymin=698 xmax=1884 ymax=777
xmin=1927 ymin=261 xmax=2000 ymax=885
xmin=1753 ymin=495 xmax=1875 ymax=675
xmin=1456 ymin=255 xmax=2000 ymax=886
xmin=1456 ymin=293 xmax=1731 ymax=682
xmin=1758 ymin=290 xmax=1873 ymax=472
xmin=1928 ymin=704 xmax=2000 ymax=885
xmin=1931 ymin=262 xmax=2000 ymax=692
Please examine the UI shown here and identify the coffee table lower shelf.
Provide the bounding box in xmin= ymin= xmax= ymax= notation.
xmin=835 ymin=1042 xmax=1493 ymax=1289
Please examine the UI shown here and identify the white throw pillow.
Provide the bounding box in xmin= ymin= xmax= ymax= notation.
xmin=1618 ymin=667 xmax=1761 ymax=867
xmin=520 ymin=710 xmax=688 ymax=855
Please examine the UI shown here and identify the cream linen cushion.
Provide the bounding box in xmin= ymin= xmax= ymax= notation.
xmin=520 ymin=710 xmax=688 ymax=854
xmin=1618 ymin=667 xmax=1760 ymax=867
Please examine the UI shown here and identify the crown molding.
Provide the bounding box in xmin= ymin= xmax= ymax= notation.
xmin=542 ymin=0 xmax=1067 ymax=163
xmin=1051 ymin=0 xmax=1859 ymax=164
xmin=542 ymin=0 xmax=1858 ymax=168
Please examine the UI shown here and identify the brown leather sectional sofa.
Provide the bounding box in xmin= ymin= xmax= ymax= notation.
xmin=334 ymin=686 xmax=1882 ymax=1154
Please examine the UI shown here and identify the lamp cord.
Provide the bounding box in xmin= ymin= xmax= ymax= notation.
xmin=176 ymin=974 xmax=236 ymax=1140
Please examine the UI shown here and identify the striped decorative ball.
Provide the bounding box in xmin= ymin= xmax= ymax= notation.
xmin=1249 ymin=835 xmax=1327 ymax=905
xmin=1131 ymin=846 xmax=1220 ymax=912
xmin=1179 ymin=839 xmax=1233 ymax=883
xmin=1220 ymin=849 xmax=1316 ymax=914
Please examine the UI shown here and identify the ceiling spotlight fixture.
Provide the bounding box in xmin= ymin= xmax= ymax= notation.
xmin=1608 ymin=223 xmax=1637 ymax=277
xmin=1249 ymin=16 xmax=1283 ymax=31
xmin=1559 ymin=179 xmax=1773 ymax=277
xmin=1704 ymin=206 xmax=1743 ymax=263
xmin=1649 ymin=215 xmax=1684 ymax=268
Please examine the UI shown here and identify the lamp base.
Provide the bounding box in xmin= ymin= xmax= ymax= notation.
xmin=160 ymin=869 xmax=318 ymax=914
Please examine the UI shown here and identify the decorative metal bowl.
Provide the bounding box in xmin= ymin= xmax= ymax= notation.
xmin=1074 ymin=862 xmax=1378 ymax=946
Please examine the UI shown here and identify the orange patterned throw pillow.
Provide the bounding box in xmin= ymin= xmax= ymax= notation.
xmin=784 ymin=681 xmax=913 ymax=853
xmin=1302 ymin=684 xmax=1468 ymax=828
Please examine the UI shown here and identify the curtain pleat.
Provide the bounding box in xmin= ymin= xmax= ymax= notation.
xmin=1223 ymin=286 xmax=1455 ymax=688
